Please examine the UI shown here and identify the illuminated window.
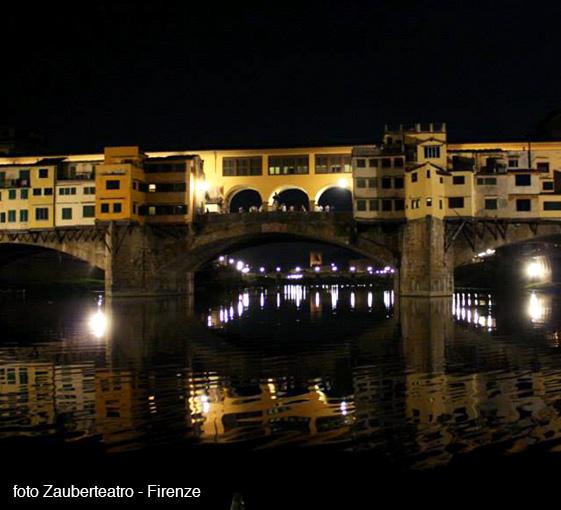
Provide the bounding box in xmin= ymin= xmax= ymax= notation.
xmin=426 ymin=198 xmax=432 ymax=207
xmin=149 ymin=184 xmax=157 ymax=192
xmin=315 ymin=154 xmax=351 ymax=173
xmin=223 ymin=157 xmax=262 ymax=176
xmin=268 ymin=156 xmax=308 ymax=175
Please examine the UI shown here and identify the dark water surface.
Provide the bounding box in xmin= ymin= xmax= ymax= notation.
xmin=2 ymin=284 xmax=561 ymax=506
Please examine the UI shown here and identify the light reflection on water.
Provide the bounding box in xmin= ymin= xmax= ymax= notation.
xmin=2 ymin=286 xmax=561 ymax=469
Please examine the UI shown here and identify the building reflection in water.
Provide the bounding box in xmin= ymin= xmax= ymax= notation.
xmin=5 ymin=286 xmax=561 ymax=469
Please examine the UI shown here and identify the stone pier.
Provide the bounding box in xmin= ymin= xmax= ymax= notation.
xmin=398 ymin=215 xmax=454 ymax=297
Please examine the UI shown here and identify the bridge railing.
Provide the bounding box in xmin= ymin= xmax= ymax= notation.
xmin=194 ymin=211 xmax=354 ymax=225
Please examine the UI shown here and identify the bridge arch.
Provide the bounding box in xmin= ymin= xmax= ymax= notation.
xmin=269 ymin=186 xmax=310 ymax=210
xmin=315 ymin=185 xmax=353 ymax=211
xmin=227 ymin=187 xmax=263 ymax=212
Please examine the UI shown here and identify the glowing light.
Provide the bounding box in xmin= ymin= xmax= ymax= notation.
xmin=332 ymin=266 xmax=338 ymax=272
xmin=314 ymin=266 xmax=320 ymax=272
xmin=287 ymin=274 xmax=303 ymax=280
xmin=528 ymin=292 xmax=546 ymax=323
xmin=276 ymin=266 xmax=281 ymax=272
xmin=218 ymin=256 xmax=225 ymax=262
xmin=229 ymin=258 xmax=235 ymax=264
xmin=242 ymin=267 xmax=250 ymax=274
xmin=367 ymin=291 xmax=373 ymax=308
xmin=526 ymin=259 xmax=545 ymax=279
xmin=340 ymin=401 xmax=348 ymax=416
xmin=350 ymin=266 xmax=356 ymax=272
xmin=236 ymin=260 xmax=244 ymax=271
xmin=367 ymin=266 xmax=373 ymax=272
xmin=337 ymin=178 xmax=349 ymax=188
xmin=259 ymin=267 xmax=265 ymax=273
xmin=199 ymin=181 xmax=210 ymax=192
xmin=350 ymin=292 xmax=355 ymax=309
xmin=88 ymin=309 xmax=107 ymax=338
xmin=295 ymin=266 xmax=301 ymax=272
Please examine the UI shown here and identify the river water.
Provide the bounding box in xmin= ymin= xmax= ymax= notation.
xmin=2 ymin=284 xmax=561 ymax=505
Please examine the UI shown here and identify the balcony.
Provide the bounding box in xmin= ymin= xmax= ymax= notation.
xmin=0 ymin=178 xmax=29 ymax=189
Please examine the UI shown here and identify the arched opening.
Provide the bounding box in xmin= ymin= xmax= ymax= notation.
xmin=273 ymin=189 xmax=310 ymax=210
xmin=317 ymin=187 xmax=353 ymax=211
xmin=229 ymin=189 xmax=263 ymax=213
xmin=0 ymin=244 xmax=104 ymax=289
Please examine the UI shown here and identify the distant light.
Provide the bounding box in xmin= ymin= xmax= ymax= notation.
xmin=236 ymin=260 xmax=244 ymax=271
xmin=276 ymin=267 xmax=281 ymax=272
xmin=229 ymin=258 xmax=235 ymax=264
xmin=259 ymin=267 xmax=265 ymax=273
xmin=349 ymin=266 xmax=356 ymax=272
xmin=340 ymin=401 xmax=348 ymax=416
xmin=287 ymin=274 xmax=303 ymax=280
xmin=332 ymin=266 xmax=338 ymax=272
xmin=199 ymin=181 xmax=210 ymax=192
xmin=219 ymin=256 xmax=225 ymax=262
xmin=314 ymin=266 xmax=320 ymax=272
xmin=242 ymin=267 xmax=250 ymax=274
xmin=295 ymin=266 xmax=301 ymax=272
xmin=367 ymin=266 xmax=372 ymax=271
xmin=89 ymin=309 xmax=107 ymax=338
xmin=337 ymin=178 xmax=348 ymax=188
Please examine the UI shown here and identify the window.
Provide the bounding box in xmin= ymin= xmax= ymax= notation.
xmin=426 ymin=170 xmax=431 ymax=178
xmin=0 ymin=213 xmax=4 ymax=223
xmin=44 ymin=188 xmax=53 ymax=196
xmin=8 ymin=189 xmax=16 ymax=199
xmin=62 ymin=208 xmax=72 ymax=220
xmin=83 ymin=205 xmax=95 ymax=217
xmin=19 ymin=210 xmax=28 ymax=222
xmin=149 ymin=183 xmax=157 ymax=192
xmin=381 ymin=158 xmax=392 ymax=168
xmin=113 ymin=203 xmax=122 ymax=213
xmin=394 ymin=177 xmax=404 ymax=188
xmin=101 ymin=203 xmax=109 ymax=213
xmin=268 ymin=155 xmax=308 ymax=175
xmin=368 ymin=199 xmax=379 ymax=211
xmin=381 ymin=177 xmax=392 ymax=189
xmin=544 ymin=201 xmax=561 ymax=211
xmin=356 ymin=178 xmax=366 ymax=188
xmin=39 ymin=168 xmax=48 ymax=178
xmin=393 ymin=157 xmax=404 ymax=168
xmin=35 ymin=208 xmax=49 ymax=220
xmin=84 ymin=186 xmax=95 ymax=194
xmin=448 ymin=197 xmax=464 ymax=209
xmin=477 ymin=177 xmax=497 ymax=185
xmin=515 ymin=174 xmax=531 ymax=186
xmin=144 ymin=162 xmax=186 ymax=173
xmin=411 ymin=199 xmax=420 ymax=209
xmin=33 ymin=188 xmax=41 ymax=196
xmin=485 ymin=198 xmax=498 ymax=210
xmin=19 ymin=169 xmax=30 ymax=180
xmin=223 ymin=156 xmax=263 ymax=176
xmin=8 ymin=210 xmax=16 ymax=222
xmin=537 ymin=162 xmax=550 ymax=171
xmin=426 ymin=198 xmax=432 ymax=207
xmin=20 ymin=189 xmax=28 ymax=199
xmin=382 ymin=199 xmax=392 ymax=211
xmin=411 ymin=172 xmax=418 ymax=183
xmin=356 ymin=199 xmax=367 ymax=211
xmin=543 ymin=181 xmax=554 ymax=191
xmin=355 ymin=159 xmax=366 ymax=168
xmin=106 ymin=180 xmax=120 ymax=190
xmin=394 ymin=199 xmax=405 ymax=210
xmin=453 ymin=175 xmax=465 ymax=185
xmin=368 ymin=159 xmax=378 ymax=168
xmin=516 ymin=199 xmax=531 ymax=211
xmin=367 ymin=178 xmax=377 ymax=188
xmin=508 ymin=159 xmax=519 ymax=168
xmin=439 ymin=199 xmax=443 ymax=209
xmin=424 ymin=145 xmax=441 ymax=158
xmin=315 ymin=154 xmax=351 ymax=174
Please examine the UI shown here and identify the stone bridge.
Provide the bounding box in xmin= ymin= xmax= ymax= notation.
xmin=1 ymin=213 xmax=561 ymax=296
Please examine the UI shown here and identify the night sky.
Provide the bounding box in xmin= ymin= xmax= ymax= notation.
xmin=3 ymin=1 xmax=561 ymax=153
